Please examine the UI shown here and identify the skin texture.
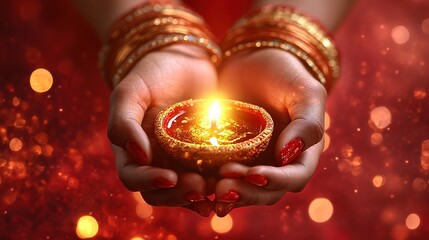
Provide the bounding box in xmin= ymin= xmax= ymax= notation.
xmin=73 ymin=0 xmax=355 ymax=216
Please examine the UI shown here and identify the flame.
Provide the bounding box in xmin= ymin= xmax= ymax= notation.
xmin=209 ymin=137 xmax=219 ymax=146
xmin=209 ymin=100 xmax=221 ymax=129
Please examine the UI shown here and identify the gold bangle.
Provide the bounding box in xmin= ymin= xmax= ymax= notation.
xmin=100 ymin=1 xmax=221 ymax=88
xmin=222 ymin=5 xmax=340 ymax=90
xmin=111 ymin=33 xmax=221 ymax=87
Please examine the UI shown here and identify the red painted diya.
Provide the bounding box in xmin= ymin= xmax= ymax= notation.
xmin=154 ymin=99 xmax=274 ymax=172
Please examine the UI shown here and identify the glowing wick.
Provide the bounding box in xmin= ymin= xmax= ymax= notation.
xmin=210 ymin=137 xmax=219 ymax=146
xmin=209 ymin=100 xmax=221 ymax=130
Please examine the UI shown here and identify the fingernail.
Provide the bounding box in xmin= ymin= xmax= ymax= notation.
xmin=280 ymin=137 xmax=305 ymax=166
xmin=186 ymin=199 xmax=212 ymax=217
xmin=185 ymin=191 xmax=206 ymax=203
xmin=215 ymin=202 xmax=236 ymax=217
xmin=245 ymin=174 xmax=268 ymax=187
xmin=217 ymin=190 xmax=240 ymax=203
xmin=222 ymin=172 xmax=243 ymax=178
xmin=153 ymin=177 xmax=175 ymax=188
xmin=126 ymin=140 xmax=148 ymax=165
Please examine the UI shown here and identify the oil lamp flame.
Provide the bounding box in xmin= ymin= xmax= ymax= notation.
xmin=209 ymin=137 xmax=219 ymax=146
xmin=209 ymin=100 xmax=220 ymax=130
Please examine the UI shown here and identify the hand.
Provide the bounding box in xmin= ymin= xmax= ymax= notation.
xmin=108 ymin=44 xmax=217 ymax=216
xmin=214 ymin=49 xmax=327 ymax=217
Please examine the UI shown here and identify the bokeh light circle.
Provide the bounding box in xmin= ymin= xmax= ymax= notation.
xmin=308 ymin=198 xmax=334 ymax=223
xmin=370 ymin=106 xmax=392 ymax=130
xmin=391 ymin=25 xmax=410 ymax=44
xmin=9 ymin=138 xmax=23 ymax=151
xmin=76 ymin=215 xmax=99 ymax=239
xmin=30 ymin=68 xmax=53 ymax=93
xmin=211 ymin=214 xmax=233 ymax=234
xmin=405 ymin=213 xmax=420 ymax=230
xmin=372 ymin=175 xmax=386 ymax=187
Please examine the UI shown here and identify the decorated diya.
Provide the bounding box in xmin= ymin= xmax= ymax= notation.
xmin=154 ymin=99 xmax=274 ymax=172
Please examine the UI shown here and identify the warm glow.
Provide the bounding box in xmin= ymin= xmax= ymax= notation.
xmin=130 ymin=237 xmax=145 ymax=240
xmin=324 ymin=112 xmax=330 ymax=130
xmin=405 ymin=213 xmax=420 ymax=230
xmin=209 ymin=137 xmax=219 ymax=146
xmin=30 ymin=68 xmax=53 ymax=93
xmin=322 ymin=133 xmax=330 ymax=152
xmin=371 ymin=133 xmax=383 ymax=145
xmin=370 ymin=106 xmax=392 ymax=130
xmin=391 ymin=26 xmax=410 ymax=44
xmin=209 ymin=100 xmax=221 ymax=128
xmin=165 ymin=234 xmax=178 ymax=240
xmin=211 ymin=214 xmax=233 ymax=234
xmin=135 ymin=202 xmax=153 ymax=219
xmin=308 ymin=198 xmax=334 ymax=223
xmin=76 ymin=215 xmax=99 ymax=239
xmin=9 ymin=138 xmax=23 ymax=152
xmin=372 ymin=175 xmax=386 ymax=188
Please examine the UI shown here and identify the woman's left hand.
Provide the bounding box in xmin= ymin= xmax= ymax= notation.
xmin=214 ymin=48 xmax=327 ymax=217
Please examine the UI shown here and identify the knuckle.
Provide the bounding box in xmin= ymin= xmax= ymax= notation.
xmin=309 ymin=120 xmax=325 ymax=143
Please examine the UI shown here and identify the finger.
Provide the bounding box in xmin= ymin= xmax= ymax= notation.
xmin=213 ymin=178 xmax=284 ymax=217
xmin=218 ymin=162 xmax=249 ymax=179
xmin=245 ymin=140 xmax=324 ymax=192
xmin=142 ymin=172 xmax=208 ymax=207
xmin=276 ymin=74 xmax=327 ymax=165
xmin=107 ymin=73 xmax=153 ymax=165
xmin=112 ymin=144 xmax=177 ymax=192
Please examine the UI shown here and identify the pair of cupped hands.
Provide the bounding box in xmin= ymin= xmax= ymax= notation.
xmin=108 ymin=44 xmax=327 ymax=217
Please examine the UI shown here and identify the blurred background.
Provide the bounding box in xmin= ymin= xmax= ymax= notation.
xmin=0 ymin=0 xmax=428 ymax=239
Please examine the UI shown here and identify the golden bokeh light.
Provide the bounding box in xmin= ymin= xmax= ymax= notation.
xmin=372 ymin=175 xmax=386 ymax=188
xmin=370 ymin=106 xmax=392 ymax=130
xmin=405 ymin=213 xmax=420 ymax=230
xmin=9 ymin=138 xmax=23 ymax=152
xmin=391 ymin=25 xmax=410 ymax=44
xmin=370 ymin=133 xmax=383 ymax=145
xmin=76 ymin=215 xmax=99 ymax=239
xmin=324 ymin=112 xmax=330 ymax=130
xmin=211 ymin=214 xmax=233 ymax=234
xmin=323 ymin=133 xmax=330 ymax=152
xmin=308 ymin=198 xmax=334 ymax=223
xmin=130 ymin=237 xmax=144 ymax=240
xmin=135 ymin=202 xmax=153 ymax=219
xmin=30 ymin=68 xmax=53 ymax=93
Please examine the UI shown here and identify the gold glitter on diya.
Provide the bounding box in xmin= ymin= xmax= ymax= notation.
xmin=154 ymin=99 xmax=274 ymax=172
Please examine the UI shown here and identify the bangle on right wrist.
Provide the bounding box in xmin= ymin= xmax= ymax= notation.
xmin=221 ymin=5 xmax=340 ymax=91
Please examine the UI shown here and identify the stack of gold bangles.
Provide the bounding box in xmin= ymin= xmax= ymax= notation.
xmin=222 ymin=5 xmax=340 ymax=91
xmin=100 ymin=0 xmax=222 ymax=88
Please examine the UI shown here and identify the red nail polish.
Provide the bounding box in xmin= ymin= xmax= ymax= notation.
xmin=222 ymin=172 xmax=243 ymax=178
xmin=185 ymin=191 xmax=206 ymax=203
xmin=280 ymin=137 xmax=304 ymax=166
xmin=245 ymin=174 xmax=268 ymax=187
xmin=153 ymin=177 xmax=175 ymax=188
xmin=215 ymin=202 xmax=236 ymax=217
xmin=187 ymin=200 xmax=212 ymax=217
xmin=218 ymin=190 xmax=240 ymax=203
xmin=126 ymin=140 xmax=148 ymax=165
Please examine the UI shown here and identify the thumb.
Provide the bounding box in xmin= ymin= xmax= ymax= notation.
xmin=107 ymin=73 xmax=153 ymax=166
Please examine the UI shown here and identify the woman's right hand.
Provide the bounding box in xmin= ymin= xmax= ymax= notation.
xmin=107 ymin=44 xmax=218 ymax=216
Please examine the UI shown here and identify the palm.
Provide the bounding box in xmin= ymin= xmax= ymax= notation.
xmin=219 ymin=49 xmax=322 ymax=165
